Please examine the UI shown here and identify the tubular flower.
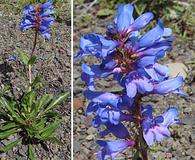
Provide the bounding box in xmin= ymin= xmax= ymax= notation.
xmin=20 ymin=0 xmax=54 ymax=39
xmin=84 ymin=90 xmax=133 ymax=138
xmin=97 ymin=140 xmax=135 ymax=160
xmin=76 ymin=3 xmax=185 ymax=160
xmin=76 ymin=3 xmax=174 ymax=91
xmin=141 ymin=105 xmax=180 ymax=146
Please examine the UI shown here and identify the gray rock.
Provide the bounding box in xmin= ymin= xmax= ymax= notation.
xmin=86 ymin=127 xmax=96 ymax=135
xmin=85 ymin=135 xmax=95 ymax=141
xmin=184 ymin=107 xmax=192 ymax=113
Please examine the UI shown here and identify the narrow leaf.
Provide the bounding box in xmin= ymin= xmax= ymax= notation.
xmin=36 ymin=94 xmax=53 ymax=112
xmin=44 ymin=112 xmax=60 ymax=118
xmin=31 ymin=76 xmax=42 ymax=88
xmin=40 ymin=120 xmax=61 ymax=139
xmin=0 ymin=128 xmax=18 ymax=139
xmin=28 ymin=91 xmax=37 ymax=109
xmin=28 ymin=56 xmax=37 ymax=65
xmin=44 ymin=92 xmax=69 ymax=113
xmin=0 ymin=97 xmax=24 ymax=124
xmin=18 ymin=49 xmax=29 ymax=65
xmin=28 ymin=144 xmax=35 ymax=160
xmin=50 ymin=137 xmax=63 ymax=145
xmin=0 ymin=139 xmax=21 ymax=152
xmin=0 ymin=122 xmax=17 ymax=131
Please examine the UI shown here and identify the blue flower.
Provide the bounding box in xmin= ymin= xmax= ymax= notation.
xmin=76 ymin=3 xmax=185 ymax=159
xmin=84 ymin=90 xmax=133 ymax=139
xmin=84 ymin=90 xmax=121 ymax=107
xmin=141 ymin=105 xmax=180 ymax=146
xmin=153 ymin=76 xmax=184 ymax=95
xmin=97 ymin=139 xmax=135 ymax=160
xmin=76 ymin=4 xmax=174 ymax=91
xmin=123 ymin=70 xmax=154 ymax=98
xmin=75 ymin=33 xmax=117 ymax=60
xmin=20 ymin=0 xmax=54 ymax=40
xmin=144 ymin=63 xmax=170 ymax=82
xmin=84 ymin=90 xmax=133 ymax=122
xmin=123 ymin=71 xmax=184 ymax=98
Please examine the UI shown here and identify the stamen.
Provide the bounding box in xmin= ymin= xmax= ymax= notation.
xmin=114 ymin=46 xmax=139 ymax=74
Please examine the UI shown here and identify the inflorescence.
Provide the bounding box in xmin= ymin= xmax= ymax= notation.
xmin=76 ymin=3 xmax=185 ymax=159
xmin=20 ymin=0 xmax=54 ymax=40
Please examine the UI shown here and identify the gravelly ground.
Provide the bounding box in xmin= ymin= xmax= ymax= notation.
xmin=73 ymin=2 xmax=195 ymax=160
xmin=0 ymin=1 xmax=71 ymax=159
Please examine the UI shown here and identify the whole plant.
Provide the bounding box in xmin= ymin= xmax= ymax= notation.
xmin=76 ymin=3 xmax=185 ymax=160
xmin=0 ymin=1 xmax=68 ymax=159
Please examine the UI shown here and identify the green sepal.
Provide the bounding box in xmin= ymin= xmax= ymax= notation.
xmin=132 ymin=151 xmax=141 ymax=160
xmin=149 ymin=145 xmax=161 ymax=151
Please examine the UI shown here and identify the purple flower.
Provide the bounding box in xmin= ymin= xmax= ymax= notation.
xmin=97 ymin=139 xmax=135 ymax=160
xmin=141 ymin=105 xmax=180 ymax=146
xmin=20 ymin=0 xmax=54 ymax=39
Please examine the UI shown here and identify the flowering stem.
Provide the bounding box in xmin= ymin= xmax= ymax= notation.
xmin=134 ymin=95 xmax=148 ymax=160
xmin=30 ymin=31 xmax=38 ymax=59
xmin=28 ymin=30 xmax=38 ymax=90
xmin=28 ymin=65 xmax=32 ymax=90
xmin=139 ymin=127 xmax=148 ymax=160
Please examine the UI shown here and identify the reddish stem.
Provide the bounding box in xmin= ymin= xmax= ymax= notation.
xmin=133 ymin=94 xmax=148 ymax=160
xmin=29 ymin=31 xmax=38 ymax=90
xmin=30 ymin=30 xmax=38 ymax=58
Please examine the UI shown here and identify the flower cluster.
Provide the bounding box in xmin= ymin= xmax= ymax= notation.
xmin=77 ymin=3 xmax=185 ymax=159
xmin=20 ymin=0 xmax=54 ymax=40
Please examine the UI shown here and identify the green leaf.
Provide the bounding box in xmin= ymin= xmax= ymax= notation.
xmin=50 ymin=137 xmax=63 ymax=145
xmin=34 ymin=119 xmax=46 ymax=130
xmin=39 ymin=120 xmax=61 ymax=139
xmin=22 ymin=91 xmax=37 ymax=113
xmin=31 ymin=76 xmax=42 ymax=89
xmin=44 ymin=112 xmax=60 ymax=118
xmin=0 ymin=97 xmax=24 ymax=124
xmin=28 ymin=91 xmax=37 ymax=109
xmin=36 ymin=94 xmax=53 ymax=112
xmin=28 ymin=56 xmax=37 ymax=65
xmin=28 ymin=144 xmax=35 ymax=160
xmin=0 ymin=139 xmax=21 ymax=152
xmin=97 ymin=9 xmax=114 ymax=17
xmin=18 ymin=49 xmax=29 ymax=65
xmin=132 ymin=151 xmax=141 ymax=160
xmin=44 ymin=92 xmax=69 ymax=113
xmin=0 ymin=122 xmax=17 ymax=131
xmin=149 ymin=145 xmax=161 ymax=151
xmin=0 ymin=128 xmax=18 ymax=139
